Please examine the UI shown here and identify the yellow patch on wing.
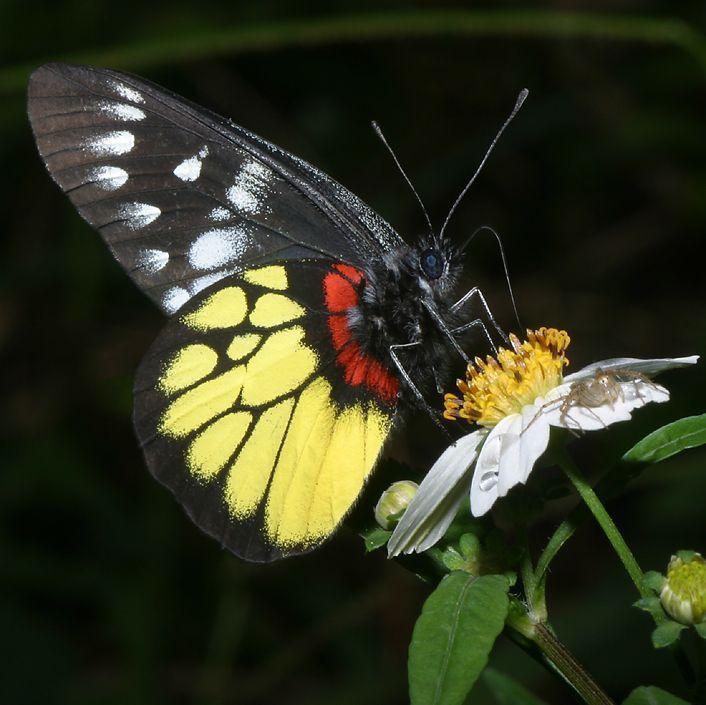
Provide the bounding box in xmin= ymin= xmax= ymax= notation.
xmin=365 ymin=405 xmax=393 ymax=468
xmin=265 ymin=377 xmax=335 ymax=544
xmin=160 ymin=365 xmax=246 ymax=438
xmin=187 ymin=411 xmax=251 ymax=479
xmin=308 ymin=406 xmax=367 ymax=535
xmin=243 ymin=265 xmax=288 ymax=290
xmin=262 ymin=380 xmax=393 ymax=548
xmin=240 ymin=325 xmax=317 ymax=407
xmin=183 ymin=287 xmax=247 ymax=331
xmin=159 ymin=344 xmax=218 ymax=394
xmin=249 ymin=293 xmax=305 ymax=328
xmin=226 ymin=333 xmax=261 ymax=362
xmin=226 ymin=398 xmax=295 ymax=518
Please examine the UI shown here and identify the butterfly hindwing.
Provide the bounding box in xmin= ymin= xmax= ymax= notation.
xmin=134 ymin=261 xmax=398 ymax=561
xmin=27 ymin=63 xmax=403 ymax=314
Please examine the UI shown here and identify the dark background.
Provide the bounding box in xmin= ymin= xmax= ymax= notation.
xmin=2 ymin=2 xmax=705 ymax=704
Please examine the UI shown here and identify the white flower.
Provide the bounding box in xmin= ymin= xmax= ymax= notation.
xmin=387 ymin=326 xmax=698 ymax=558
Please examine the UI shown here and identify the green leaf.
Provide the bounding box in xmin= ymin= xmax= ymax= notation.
xmin=361 ymin=527 xmax=391 ymax=552
xmin=459 ymin=532 xmax=481 ymax=559
xmin=441 ymin=546 xmax=467 ymax=573
xmin=440 ymin=534 xmax=483 ymax=574
xmin=482 ymin=667 xmax=549 ymax=705
xmin=623 ymin=413 xmax=706 ymax=464
xmin=651 ymin=620 xmax=686 ymax=648
xmin=408 ymin=573 xmax=510 ymax=705
xmin=634 ymin=596 xmax=664 ymax=617
xmin=642 ymin=571 xmax=666 ymax=593
xmin=623 ymin=685 xmax=690 ymax=705
xmin=694 ymin=622 xmax=706 ymax=640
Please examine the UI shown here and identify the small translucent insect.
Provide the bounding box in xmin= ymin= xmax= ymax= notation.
xmin=530 ymin=369 xmax=660 ymax=432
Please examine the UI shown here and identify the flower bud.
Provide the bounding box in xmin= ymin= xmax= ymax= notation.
xmin=374 ymin=480 xmax=418 ymax=530
xmin=660 ymin=552 xmax=706 ymax=625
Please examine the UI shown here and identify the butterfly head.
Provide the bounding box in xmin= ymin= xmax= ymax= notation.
xmin=419 ymin=247 xmax=444 ymax=280
xmin=413 ymin=234 xmax=461 ymax=299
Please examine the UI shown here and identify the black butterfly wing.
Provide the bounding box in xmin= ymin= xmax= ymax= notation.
xmin=133 ymin=260 xmax=398 ymax=561
xmin=27 ymin=63 xmax=403 ymax=313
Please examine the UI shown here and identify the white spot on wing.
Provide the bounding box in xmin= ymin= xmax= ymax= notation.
xmin=173 ymin=146 xmax=209 ymax=182
xmin=209 ymin=207 xmax=231 ymax=221
xmin=138 ymin=248 xmax=169 ymax=273
xmin=97 ymin=101 xmax=146 ymax=121
xmin=86 ymin=131 xmax=135 ymax=156
xmin=161 ymin=269 xmax=236 ymax=313
xmin=119 ymin=202 xmax=161 ymax=229
xmin=188 ymin=271 xmax=235 ymax=296
xmin=188 ymin=227 xmax=250 ymax=270
xmin=111 ymin=81 xmax=145 ymax=104
xmin=88 ymin=166 xmax=128 ymax=191
xmin=173 ymin=156 xmax=201 ymax=182
xmin=226 ymin=160 xmax=272 ymax=214
xmin=163 ymin=286 xmax=189 ymax=313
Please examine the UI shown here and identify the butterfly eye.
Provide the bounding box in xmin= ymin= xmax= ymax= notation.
xmin=420 ymin=248 xmax=444 ymax=280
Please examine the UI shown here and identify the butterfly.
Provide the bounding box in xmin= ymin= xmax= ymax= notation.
xmin=27 ymin=63 xmax=523 ymax=562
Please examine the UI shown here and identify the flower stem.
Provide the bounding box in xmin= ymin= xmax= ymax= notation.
xmin=556 ymin=448 xmax=652 ymax=602
xmin=535 ymin=514 xmax=580 ymax=587
xmin=520 ymin=531 xmax=538 ymax=608
xmin=506 ymin=603 xmax=615 ymax=705
xmin=532 ymin=624 xmax=616 ymax=705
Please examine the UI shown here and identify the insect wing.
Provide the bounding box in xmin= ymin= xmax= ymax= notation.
xmin=134 ymin=262 xmax=398 ymax=561
xmin=27 ymin=63 xmax=403 ymax=314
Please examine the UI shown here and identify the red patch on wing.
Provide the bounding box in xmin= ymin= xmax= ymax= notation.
xmin=323 ymin=264 xmax=399 ymax=405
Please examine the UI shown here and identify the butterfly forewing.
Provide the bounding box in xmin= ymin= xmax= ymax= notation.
xmin=27 ymin=63 xmax=403 ymax=314
xmin=134 ymin=261 xmax=397 ymax=561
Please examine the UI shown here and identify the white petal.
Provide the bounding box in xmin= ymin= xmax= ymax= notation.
xmin=494 ymin=414 xmax=523 ymax=496
xmin=519 ymin=405 xmax=551 ymax=483
xmin=495 ymin=409 xmax=551 ymax=497
xmin=471 ymin=414 xmax=518 ymax=517
xmin=387 ymin=430 xmax=485 ymax=557
xmin=564 ymin=356 xmax=698 ymax=384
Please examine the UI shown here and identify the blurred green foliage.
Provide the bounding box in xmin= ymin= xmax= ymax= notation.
xmin=2 ymin=1 xmax=706 ymax=703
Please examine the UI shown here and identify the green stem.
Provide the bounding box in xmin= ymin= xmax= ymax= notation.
xmin=519 ymin=528 xmax=548 ymax=621
xmin=547 ymin=452 xmax=701 ymax=688
xmin=505 ymin=602 xmax=615 ymax=705
xmin=520 ymin=532 xmax=538 ymax=608
xmin=532 ymin=624 xmax=616 ymax=705
xmin=3 ymin=10 xmax=706 ymax=95
xmin=535 ymin=515 xmax=581 ymax=587
xmin=556 ymin=449 xmax=652 ymax=602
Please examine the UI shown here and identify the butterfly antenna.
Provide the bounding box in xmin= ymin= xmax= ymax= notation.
xmin=461 ymin=225 xmax=523 ymax=332
xmin=372 ymin=121 xmax=434 ymax=236
xmin=439 ymin=89 xmax=529 ymax=240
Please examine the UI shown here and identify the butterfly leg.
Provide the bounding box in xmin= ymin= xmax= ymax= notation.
xmin=449 ymin=318 xmax=496 ymax=355
xmin=421 ymin=299 xmax=471 ymax=363
xmin=451 ymin=287 xmax=510 ymax=346
xmin=389 ymin=342 xmax=448 ymax=433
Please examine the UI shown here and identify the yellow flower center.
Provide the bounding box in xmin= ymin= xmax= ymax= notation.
xmin=444 ymin=327 xmax=570 ymax=428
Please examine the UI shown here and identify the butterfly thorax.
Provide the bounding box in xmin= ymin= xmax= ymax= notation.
xmin=350 ymin=243 xmax=461 ymax=401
